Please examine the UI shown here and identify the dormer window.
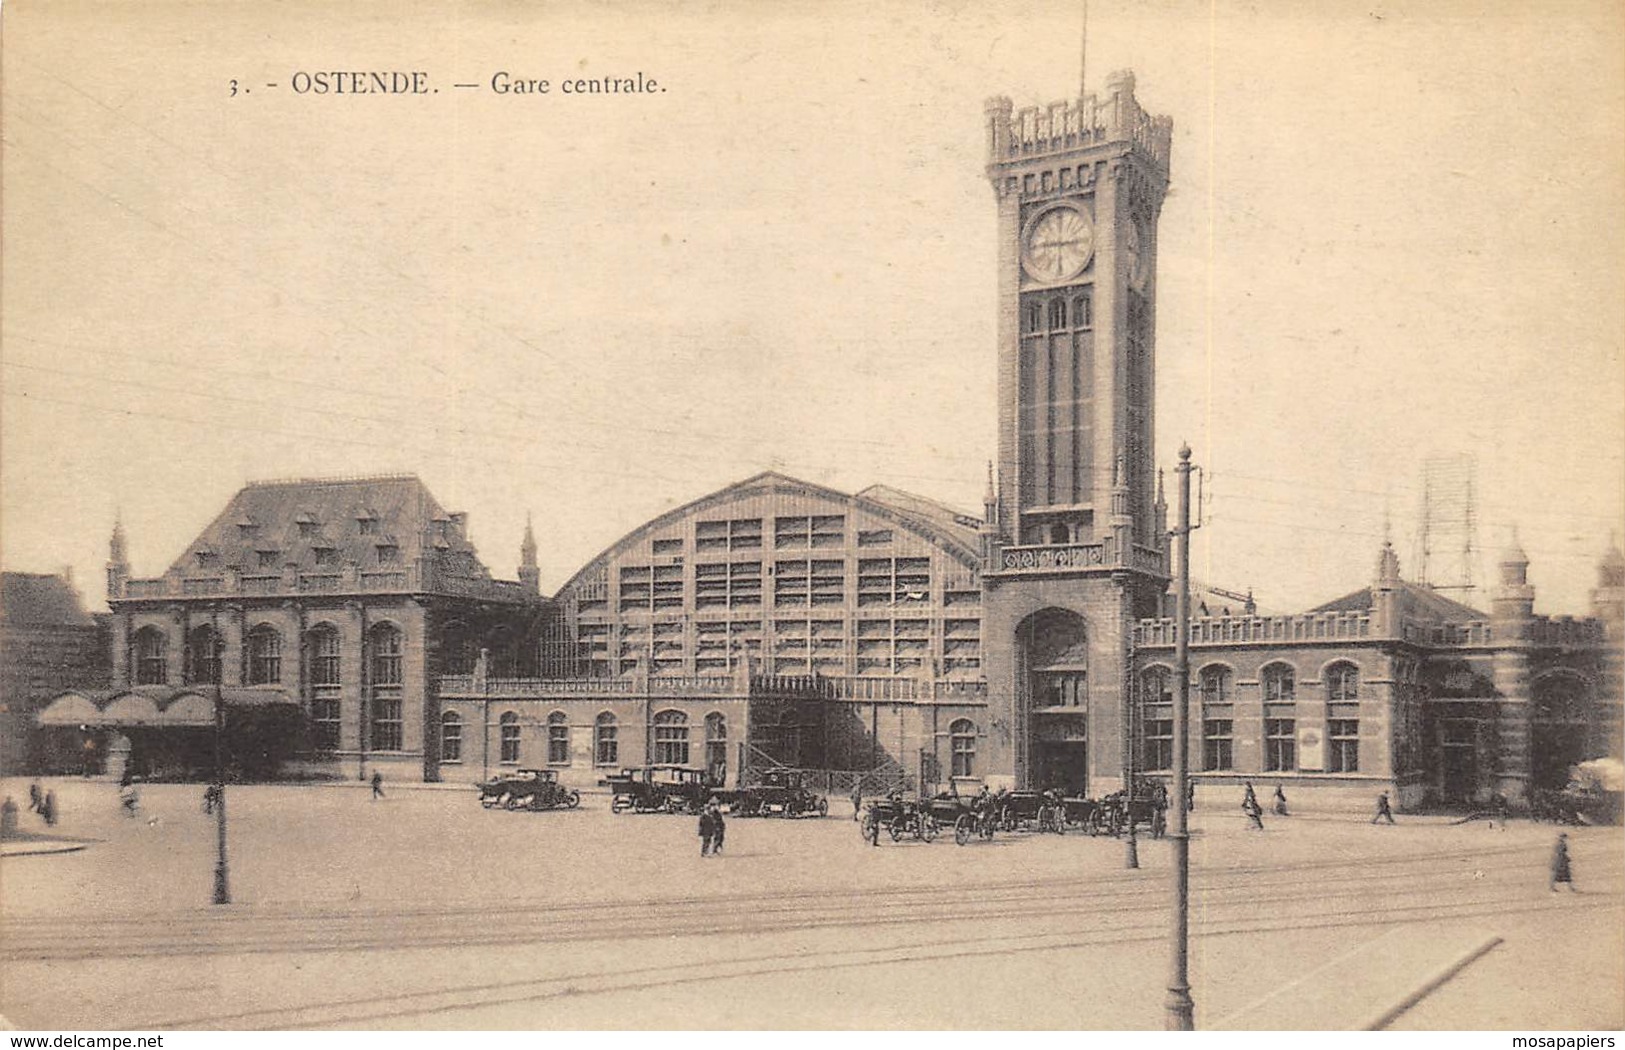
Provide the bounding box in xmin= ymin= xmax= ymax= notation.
xmin=295 ymin=512 xmax=320 ymax=538
xmin=357 ymin=509 xmax=380 ymax=535
xmin=236 ymin=518 xmax=258 ymax=539
xmin=313 ymin=546 xmax=338 ymax=568
xmin=195 ymin=550 xmax=218 ymax=569
xmin=257 ymin=550 xmax=280 ymax=569
xmin=377 ymin=544 xmax=400 ymax=566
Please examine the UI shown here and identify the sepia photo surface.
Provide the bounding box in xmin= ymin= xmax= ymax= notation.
xmin=1 ymin=0 xmax=1622 ymax=1033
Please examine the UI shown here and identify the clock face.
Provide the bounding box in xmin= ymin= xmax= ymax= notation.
xmin=1022 ymin=206 xmax=1094 ymax=284
xmin=1126 ymin=219 xmax=1150 ymax=291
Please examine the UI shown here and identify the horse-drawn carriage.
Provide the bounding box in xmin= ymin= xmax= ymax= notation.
xmin=478 ymin=768 xmax=581 ymax=811
xmin=997 ymin=790 xmax=1067 ymax=834
xmin=602 ymin=765 xmax=712 ymax=814
xmin=719 ymin=769 xmax=829 ymax=818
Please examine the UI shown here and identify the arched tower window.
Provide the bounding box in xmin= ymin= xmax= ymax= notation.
xmin=1048 ymin=298 xmax=1067 ymax=330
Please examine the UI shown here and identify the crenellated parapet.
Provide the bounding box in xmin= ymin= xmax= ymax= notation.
xmin=985 ymin=70 xmax=1172 ymax=180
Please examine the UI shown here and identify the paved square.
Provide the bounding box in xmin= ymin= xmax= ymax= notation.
xmin=2 ymin=777 xmax=1620 ymax=1029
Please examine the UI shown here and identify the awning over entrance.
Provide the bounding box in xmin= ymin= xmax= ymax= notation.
xmin=37 ymin=686 xmax=296 ymax=728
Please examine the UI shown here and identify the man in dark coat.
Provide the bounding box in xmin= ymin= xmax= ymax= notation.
xmin=698 ymin=804 xmax=717 ymax=857
xmin=370 ymin=771 xmax=385 ymax=800
xmin=1372 ymin=791 xmax=1396 ymax=824
xmin=1242 ymin=782 xmax=1258 ymax=810
xmin=711 ymin=801 xmax=726 ymax=855
xmin=1550 ymin=833 xmax=1576 ymax=892
xmin=850 ymin=783 xmax=863 ymax=821
xmin=41 ymin=789 xmax=58 ymax=827
xmin=28 ymin=781 xmax=42 ymax=814
xmin=1242 ymin=792 xmax=1264 ymax=831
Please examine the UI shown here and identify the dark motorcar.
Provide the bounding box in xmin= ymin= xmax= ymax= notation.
xmin=603 ymin=765 xmax=711 ymax=814
xmin=477 ymin=768 xmax=581 ymax=811
xmin=724 ymin=770 xmax=828 ymax=818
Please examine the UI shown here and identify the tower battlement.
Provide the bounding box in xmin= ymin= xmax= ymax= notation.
xmin=985 ymin=71 xmax=1172 ymax=174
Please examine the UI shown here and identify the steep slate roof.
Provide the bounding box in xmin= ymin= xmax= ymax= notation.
xmin=1309 ymin=580 xmax=1486 ymax=621
xmin=0 ymin=572 xmax=96 ymax=627
xmin=168 ymin=474 xmax=495 ymax=580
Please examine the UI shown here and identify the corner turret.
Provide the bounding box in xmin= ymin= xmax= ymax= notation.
xmin=519 ymin=513 xmax=540 ymax=595
xmin=1492 ymin=530 xmax=1536 ymax=628
xmin=106 ymin=513 xmax=129 ymax=601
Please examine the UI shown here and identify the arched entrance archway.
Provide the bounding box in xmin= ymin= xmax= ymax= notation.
xmin=1531 ymin=672 xmax=1592 ymax=792
xmin=1017 ymin=608 xmax=1089 ymax=794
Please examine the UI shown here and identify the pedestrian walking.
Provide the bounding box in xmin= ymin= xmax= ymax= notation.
xmin=711 ymin=801 xmax=726 ymax=855
xmin=1549 ymin=832 xmax=1577 ymax=893
xmin=698 ymin=804 xmax=717 ymax=857
xmin=42 ymin=789 xmax=58 ymax=827
xmin=28 ymin=781 xmax=43 ymax=814
xmin=119 ymin=783 xmax=140 ymax=817
xmin=850 ymin=782 xmax=863 ymax=821
xmin=1242 ymin=781 xmax=1258 ymax=810
xmin=1242 ymin=794 xmax=1264 ymax=830
xmin=370 ymin=770 xmax=385 ymax=800
xmin=1371 ymin=791 xmax=1396 ymax=824
xmin=1491 ymin=792 xmax=1510 ymax=831
xmin=1272 ymin=785 xmax=1289 ymax=817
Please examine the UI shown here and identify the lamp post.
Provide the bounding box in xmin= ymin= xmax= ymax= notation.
xmin=211 ymin=609 xmax=231 ymax=905
xmin=1165 ymin=444 xmax=1196 ymax=1029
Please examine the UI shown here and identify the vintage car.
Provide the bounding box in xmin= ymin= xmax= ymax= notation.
xmin=477 ymin=768 xmax=581 ymax=811
xmin=997 ymin=789 xmax=1066 ymax=834
xmin=603 ymin=765 xmax=712 ymax=814
xmin=720 ymin=770 xmax=829 ymax=818
xmin=860 ymin=796 xmax=939 ymax=845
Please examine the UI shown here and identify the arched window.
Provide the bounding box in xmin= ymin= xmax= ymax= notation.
xmin=188 ymin=625 xmax=223 ymax=685
xmin=950 ymin=719 xmax=977 ymax=778
xmin=440 ymin=711 xmax=463 ymax=763
xmin=547 ymin=711 xmax=571 ymax=765
xmin=1261 ymin=663 xmax=1296 ymax=702
xmin=499 ymin=711 xmax=521 ymax=764
xmin=370 ymin=623 xmax=403 ymax=685
xmin=1262 ymin=663 xmax=1297 ymax=772
xmin=595 ymin=712 xmax=619 ymax=766
xmin=1073 ymin=291 xmax=1093 ymax=329
xmin=1048 ymin=298 xmax=1068 ymax=330
xmin=1140 ymin=666 xmax=1174 ymax=771
xmin=653 ymin=709 xmax=690 ymax=766
xmin=308 ymin=625 xmax=341 ymax=686
xmin=1326 ymin=663 xmax=1359 ymax=703
xmin=1198 ymin=665 xmax=1232 ymax=705
xmin=133 ymin=627 xmax=168 ymax=685
xmin=705 ymin=712 xmax=728 ymax=781
xmin=245 ymin=625 xmax=282 ymax=685
xmin=1200 ymin=665 xmax=1234 ymax=772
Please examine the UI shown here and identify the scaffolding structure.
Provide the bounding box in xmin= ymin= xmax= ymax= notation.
xmin=1417 ymin=453 xmax=1479 ymax=596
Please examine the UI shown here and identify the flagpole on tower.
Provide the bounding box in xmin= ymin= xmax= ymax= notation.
xmin=1079 ymin=0 xmax=1089 ymax=98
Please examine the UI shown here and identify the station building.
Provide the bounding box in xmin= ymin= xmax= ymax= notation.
xmin=36 ymin=68 xmax=1624 ymax=809
xmin=40 ymin=475 xmax=545 ymax=782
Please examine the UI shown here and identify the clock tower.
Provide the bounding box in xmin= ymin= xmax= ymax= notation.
xmin=979 ymin=70 xmax=1173 ymax=794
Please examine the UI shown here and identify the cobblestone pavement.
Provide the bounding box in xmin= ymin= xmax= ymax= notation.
xmin=2 ymin=777 xmax=1620 ymax=1030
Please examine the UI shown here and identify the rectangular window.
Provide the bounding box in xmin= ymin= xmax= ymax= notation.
xmin=377 ymin=545 xmax=400 ymax=566
xmin=372 ymin=697 xmax=403 ymax=751
xmin=441 ymin=719 xmax=462 ymax=763
xmin=257 ymin=550 xmax=280 ymax=569
xmin=548 ymin=723 xmax=570 ymax=765
xmin=857 ymin=529 xmax=893 ymax=547
xmin=501 ymin=722 xmax=521 ymax=764
xmin=1265 ymin=718 xmax=1296 ymax=772
xmin=313 ymin=698 xmax=341 ymax=751
xmin=596 ymin=724 xmax=619 ymax=766
xmin=1203 ymin=719 xmax=1234 ymax=771
xmin=1328 ymin=718 xmax=1360 ymax=773
xmin=314 ymin=547 xmax=337 ymax=567
xmin=652 ymin=537 xmax=683 ymax=555
xmin=654 ymin=727 xmax=690 ymax=766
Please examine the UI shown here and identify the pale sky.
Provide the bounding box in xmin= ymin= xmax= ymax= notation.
xmin=3 ymin=0 xmax=1622 ymax=617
